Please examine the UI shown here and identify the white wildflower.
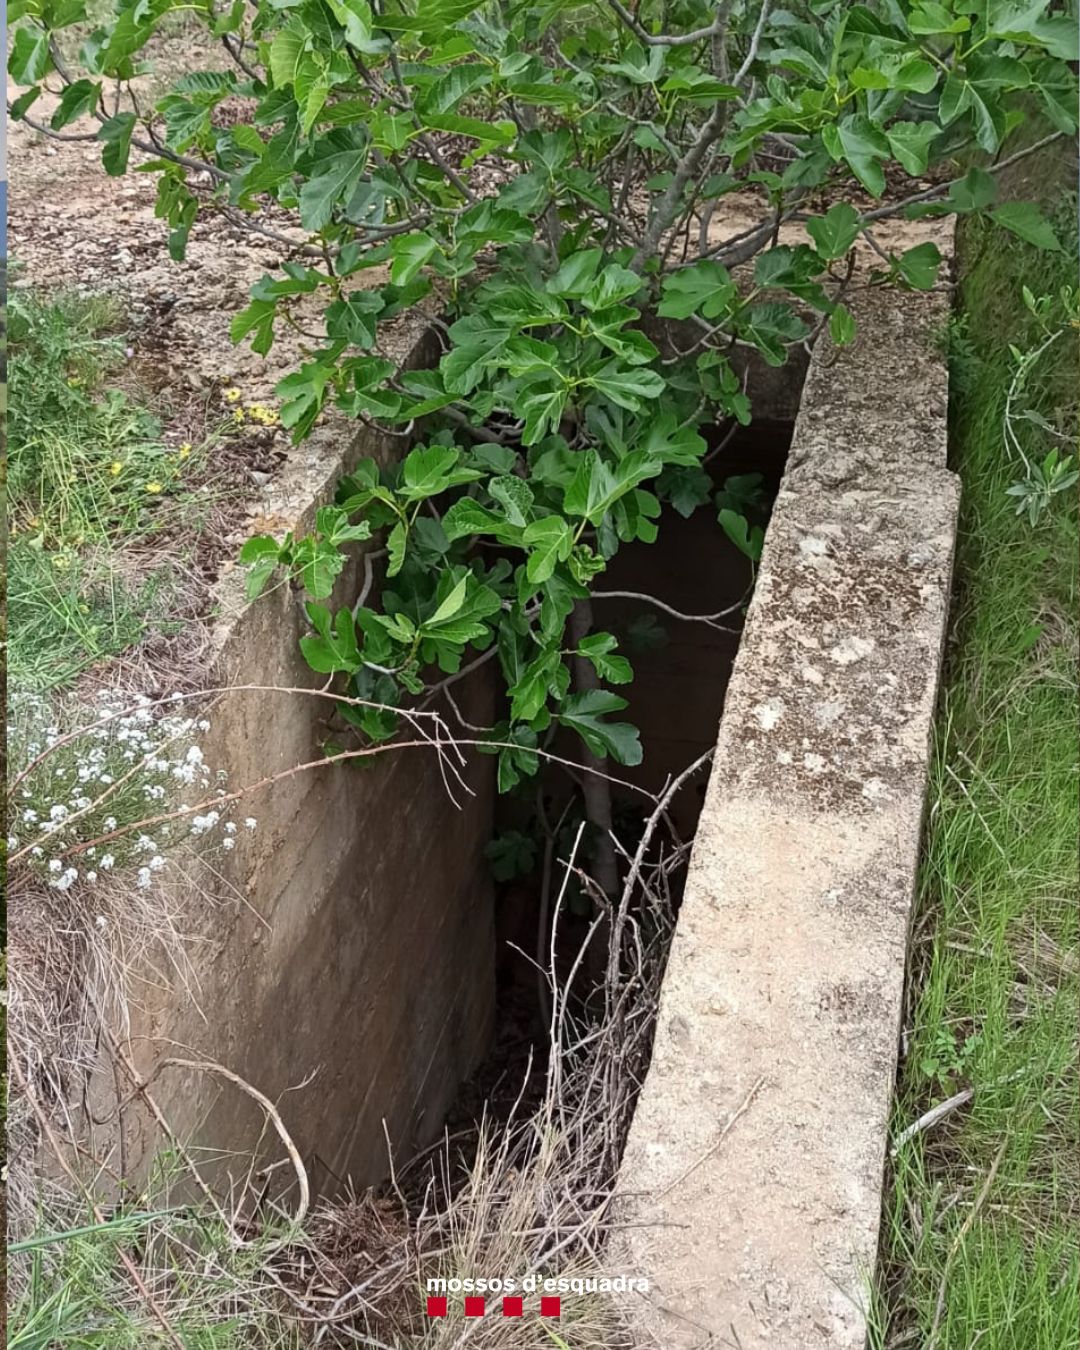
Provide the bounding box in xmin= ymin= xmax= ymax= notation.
xmin=136 ymin=867 xmax=153 ymax=889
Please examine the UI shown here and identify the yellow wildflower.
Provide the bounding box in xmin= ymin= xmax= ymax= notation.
xmin=224 ymin=387 xmax=242 ymax=403
xmin=179 ymin=442 xmax=192 ymax=459
xmin=233 ymin=408 xmax=245 ymax=424
xmin=110 ymin=461 xmax=123 ymax=476
xmin=145 ymin=481 xmax=163 ymax=494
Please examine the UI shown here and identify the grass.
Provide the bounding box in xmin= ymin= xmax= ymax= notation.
xmin=875 ymin=186 xmax=1079 ymax=1347
xmin=8 ymin=1190 xmax=305 ymax=1350
xmin=7 ymin=287 xmax=220 ymax=690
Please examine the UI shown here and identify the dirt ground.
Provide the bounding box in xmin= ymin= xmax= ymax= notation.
xmin=8 ymin=29 xmax=946 ymax=448
xmin=7 ymin=30 xmax=320 ymax=406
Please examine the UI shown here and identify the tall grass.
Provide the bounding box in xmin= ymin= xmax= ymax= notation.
xmin=876 ymin=186 xmax=1079 ymax=1348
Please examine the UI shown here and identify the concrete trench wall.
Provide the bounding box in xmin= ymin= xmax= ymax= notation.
xmin=115 ymin=315 xmax=499 ymax=1193
xmin=617 ymin=286 xmax=960 ymax=1348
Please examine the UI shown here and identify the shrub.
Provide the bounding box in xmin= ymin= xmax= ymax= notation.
xmin=9 ymin=0 xmax=1075 ymax=802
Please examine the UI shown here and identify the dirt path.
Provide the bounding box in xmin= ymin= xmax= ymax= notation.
xmin=8 ymin=52 xmax=315 ymax=413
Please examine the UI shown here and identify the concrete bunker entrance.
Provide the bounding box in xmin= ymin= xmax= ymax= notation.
xmin=117 ymin=336 xmax=809 ymax=1221
xmin=413 ymin=408 xmax=801 ymax=1172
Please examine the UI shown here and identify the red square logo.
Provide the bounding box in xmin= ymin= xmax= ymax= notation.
xmin=540 ymin=1295 xmax=561 ymax=1317
xmin=426 ymin=1296 xmax=447 ymax=1318
xmin=502 ymin=1295 xmax=523 ymax=1317
xmin=464 ymin=1296 xmax=486 ymax=1319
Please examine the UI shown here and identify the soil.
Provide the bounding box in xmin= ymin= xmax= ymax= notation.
xmin=8 ymin=28 xmax=357 ymax=689
xmin=8 ymin=22 xmax=948 ymax=429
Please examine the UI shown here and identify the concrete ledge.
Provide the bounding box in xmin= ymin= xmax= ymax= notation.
xmin=618 ymin=288 xmax=960 ymax=1348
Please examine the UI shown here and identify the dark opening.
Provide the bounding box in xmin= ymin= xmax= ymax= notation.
xmin=447 ymin=416 xmax=795 ymax=1132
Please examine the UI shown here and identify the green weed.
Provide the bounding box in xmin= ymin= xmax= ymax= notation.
xmin=7 ymin=288 xmax=218 ymax=690
xmin=878 ymin=186 xmax=1079 ymax=1348
xmin=8 ymin=1192 xmax=303 ymax=1350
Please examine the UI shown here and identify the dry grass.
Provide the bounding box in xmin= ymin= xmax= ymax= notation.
xmin=7 ymin=704 xmax=705 ymax=1348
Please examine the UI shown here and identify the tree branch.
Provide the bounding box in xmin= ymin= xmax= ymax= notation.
xmin=591 ymin=589 xmax=745 ymax=629
xmin=860 ymin=132 xmax=1065 ymax=223
xmin=605 ymin=0 xmax=731 ymax=47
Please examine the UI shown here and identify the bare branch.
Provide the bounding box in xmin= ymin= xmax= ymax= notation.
xmin=860 ymin=132 xmax=1065 ymax=224
xmin=591 ymin=588 xmax=746 ymax=629
xmin=605 ymin=0 xmax=731 ymax=48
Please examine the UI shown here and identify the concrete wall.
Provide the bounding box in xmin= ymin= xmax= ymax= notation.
xmin=617 ymin=285 xmax=960 ymax=1348
xmin=599 ymin=423 xmax=793 ymax=837
xmin=116 ymin=316 xmax=497 ymax=1194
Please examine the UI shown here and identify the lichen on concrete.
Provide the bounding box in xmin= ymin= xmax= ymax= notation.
xmin=617 ymin=284 xmax=960 ymax=1349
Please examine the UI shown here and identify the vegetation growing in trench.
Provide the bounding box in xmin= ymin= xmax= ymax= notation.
xmin=9 ymin=2 xmax=1075 ymax=857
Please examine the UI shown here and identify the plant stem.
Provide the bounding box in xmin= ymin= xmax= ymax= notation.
xmin=569 ymin=597 xmax=620 ymax=897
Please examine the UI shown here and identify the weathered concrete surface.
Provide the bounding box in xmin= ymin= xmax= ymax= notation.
xmin=617 ymin=287 xmax=960 ymax=1348
xmin=113 ymin=313 xmax=498 ymax=1194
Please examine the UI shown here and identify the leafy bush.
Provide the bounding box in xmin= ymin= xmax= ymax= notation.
xmin=9 ymin=0 xmax=1075 ymax=794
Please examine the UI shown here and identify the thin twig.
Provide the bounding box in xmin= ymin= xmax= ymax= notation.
xmin=591 ymin=588 xmax=746 ymax=628
xmin=891 ymin=1087 xmax=974 ymax=1155
xmin=656 ymin=1075 xmax=766 ymax=1198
